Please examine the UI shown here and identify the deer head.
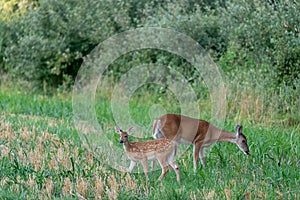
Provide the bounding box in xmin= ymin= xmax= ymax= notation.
xmin=235 ymin=125 xmax=250 ymax=155
xmin=115 ymin=127 xmax=134 ymax=144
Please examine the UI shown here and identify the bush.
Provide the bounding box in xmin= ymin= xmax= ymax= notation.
xmin=1 ymin=0 xmax=299 ymax=92
xmin=4 ymin=0 xmax=131 ymax=90
xmin=222 ymin=0 xmax=299 ymax=87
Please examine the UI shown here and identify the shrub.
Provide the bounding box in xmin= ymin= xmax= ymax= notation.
xmin=4 ymin=0 xmax=131 ymax=90
xmin=223 ymin=0 xmax=299 ymax=87
xmin=1 ymin=0 xmax=299 ymax=93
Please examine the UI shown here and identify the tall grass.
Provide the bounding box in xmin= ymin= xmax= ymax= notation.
xmin=226 ymin=82 xmax=300 ymax=128
xmin=0 ymin=86 xmax=299 ymax=199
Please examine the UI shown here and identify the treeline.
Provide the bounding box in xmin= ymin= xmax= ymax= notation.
xmin=0 ymin=0 xmax=299 ymax=91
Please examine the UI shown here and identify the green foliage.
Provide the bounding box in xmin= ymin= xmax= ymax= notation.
xmin=3 ymin=0 xmax=131 ymax=89
xmin=0 ymin=0 xmax=38 ymax=21
xmin=223 ymin=0 xmax=300 ymax=87
xmin=0 ymin=90 xmax=299 ymax=199
xmin=0 ymin=0 xmax=38 ymax=73
xmin=0 ymin=1 xmax=299 ymax=198
xmin=0 ymin=19 xmax=8 ymax=72
xmin=0 ymin=0 xmax=299 ymax=121
xmin=1 ymin=0 xmax=299 ymax=89
xmin=142 ymin=1 xmax=230 ymax=58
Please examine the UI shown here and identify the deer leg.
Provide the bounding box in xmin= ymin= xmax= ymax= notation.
xmin=128 ymin=161 xmax=136 ymax=172
xmin=157 ymin=159 xmax=169 ymax=181
xmin=158 ymin=166 xmax=169 ymax=181
xmin=193 ymin=144 xmax=201 ymax=172
xmin=168 ymin=161 xmax=180 ymax=183
xmin=199 ymin=147 xmax=206 ymax=166
xmin=151 ymin=160 xmax=156 ymax=172
xmin=140 ymin=159 xmax=149 ymax=181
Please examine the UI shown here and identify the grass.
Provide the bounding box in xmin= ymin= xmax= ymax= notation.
xmin=0 ymin=88 xmax=299 ymax=199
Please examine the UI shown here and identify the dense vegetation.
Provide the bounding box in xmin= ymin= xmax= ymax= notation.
xmin=0 ymin=0 xmax=299 ymax=199
xmin=1 ymin=0 xmax=299 ymax=125
xmin=1 ymin=0 xmax=299 ymax=87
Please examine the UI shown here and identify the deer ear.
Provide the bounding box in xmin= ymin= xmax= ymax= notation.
xmin=235 ymin=125 xmax=242 ymax=136
xmin=115 ymin=127 xmax=122 ymax=134
xmin=128 ymin=127 xmax=134 ymax=134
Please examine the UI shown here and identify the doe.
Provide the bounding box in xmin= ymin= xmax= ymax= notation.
xmin=152 ymin=114 xmax=250 ymax=172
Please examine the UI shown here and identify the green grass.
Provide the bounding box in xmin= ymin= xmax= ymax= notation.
xmin=0 ymin=89 xmax=299 ymax=199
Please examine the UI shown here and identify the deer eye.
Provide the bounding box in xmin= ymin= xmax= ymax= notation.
xmin=242 ymin=140 xmax=246 ymax=143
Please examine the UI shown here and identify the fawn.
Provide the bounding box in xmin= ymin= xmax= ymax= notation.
xmin=152 ymin=114 xmax=250 ymax=172
xmin=115 ymin=127 xmax=180 ymax=182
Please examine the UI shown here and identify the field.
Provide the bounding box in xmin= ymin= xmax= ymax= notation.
xmin=0 ymin=88 xmax=299 ymax=200
xmin=1 ymin=0 xmax=299 ymax=199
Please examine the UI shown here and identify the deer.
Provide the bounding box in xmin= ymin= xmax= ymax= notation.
xmin=152 ymin=114 xmax=250 ymax=172
xmin=115 ymin=127 xmax=180 ymax=182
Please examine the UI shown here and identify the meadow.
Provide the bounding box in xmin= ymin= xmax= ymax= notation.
xmin=0 ymin=86 xmax=299 ymax=199
xmin=1 ymin=0 xmax=299 ymax=199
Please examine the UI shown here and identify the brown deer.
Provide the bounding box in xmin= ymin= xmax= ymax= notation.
xmin=152 ymin=114 xmax=250 ymax=172
xmin=115 ymin=127 xmax=180 ymax=182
